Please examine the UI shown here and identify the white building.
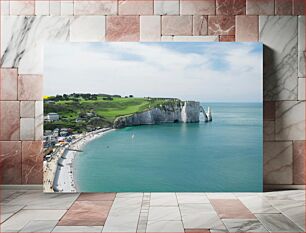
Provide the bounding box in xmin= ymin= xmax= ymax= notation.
xmin=46 ymin=113 xmax=60 ymax=121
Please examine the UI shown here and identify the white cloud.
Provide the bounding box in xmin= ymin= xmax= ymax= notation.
xmin=44 ymin=42 xmax=263 ymax=102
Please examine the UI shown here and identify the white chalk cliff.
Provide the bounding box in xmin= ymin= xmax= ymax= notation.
xmin=113 ymin=101 xmax=205 ymax=128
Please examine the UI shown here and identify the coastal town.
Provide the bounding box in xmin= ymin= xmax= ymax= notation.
xmin=43 ymin=111 xmax=103 ymax=151
xmin=43 ymin=114 xmax=113 ymax=192
xmin=42 ymin=93 xmax=121 ymax=192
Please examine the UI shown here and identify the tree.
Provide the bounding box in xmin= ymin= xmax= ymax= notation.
xmin=103 ymin=97 xmax=113 ymax=101
xmin=55 ymin=95 xmax=63 ymax=101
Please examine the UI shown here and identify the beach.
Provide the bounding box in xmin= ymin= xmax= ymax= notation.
xmin=44 ymin=128 xmax=114 ymax=192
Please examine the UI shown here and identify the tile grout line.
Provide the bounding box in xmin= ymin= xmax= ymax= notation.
xmin=175 ymin=192 xmax=185 ymax=231
xmin=136 ymin=192 xmax=150 ymax=232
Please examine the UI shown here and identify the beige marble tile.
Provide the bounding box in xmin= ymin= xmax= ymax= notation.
xmin=236 ymin=16 xmax=258 ymax=42
xmin=293 ymin=140 xmax=305 ymax=184
xmin=0 ymin=190 xmax=19 ymax=201
xmin=0 ymin=101 xmax=20 ymax=140
xmin=103 ymin=195 xmax=142 ymax=232
xmin=223 ymin=219 xmax=268 ymax=232
xmin=116 ymin=192 xmax=143 ymax=198
xmin=1 ymin=0 xmax=10 ymax=15
xmin=238 ymin=196 xmax=279 ymax=214
xmin=1 ymin=209 xmax=66 ymax=232
xmin=0 ymin=142 xmax=22 ymax=184
xmin=70 ymin=16 xmax=106 ymax=42
xmin=21 ymin=141 xmax=43 ymax=184
xmin=74 ymin=0 xmax=117 ymax=15
xmin=0 ymin=68 xmax=18 ymax=100
xmin=275 ymin=0 xmax=293 ymax=15
xmin=260 ymin=16 xmax=298 ymax=100
xmin=148 ymin=206 xmax=181 ymax=221
xmin=10 ymin=0 xmax=35 ymax=15
xmin=6 ymin=190 xmax=79 ymax=209
xmin=34 ymin=101 xmax=44 ymax=121
xmin=53 ymin=226 xmax=103 ymax=232
xmin=297 ymin=78 xmax=305 ymax=100
xmin=176 ymin=193 xmax=210 ymax=204
xmin=263 ymin=121 xmax=275 ymax=141
xmin=119 ymin=0 xmax=153 ymax=15
xmin=256 ymin=213 xmax=303 ymax=232
xmin=20 ymin=118 xmax=35 ymax=140
xmin=146 ymin=220 xmax=184 ymax=232
xmin=61 ymin=1 xmax=74 ymax=16
xmin=246 ymin=0 xmax=274 ymax=15
xmin=275 ymin=101 xmax=305 ymax=140
xmin=50 ymin=1 xmax=61 ymax=15
xmin=18 ymin=75 xmax=43 ymax=101
xmin=20 ymin=101 xmax=35 ymax=118
xmin=180 ymin=0 xmax=215 ymax=15
xmin=154 ymin=0 xmax=179 ymax=15
xmin=193 ymin=16 xmax=208 ymax=36
xmin=20 ymin=220 xmax=58 ymax=232
xmin=162 ymin=16 xmax=192 ymax=36
xmin=1 ymin=204 xmax=24 ymax=223
xmin=180 ymin=204 xmax=219 ymax=229
xmin=150 ymin=193 xmax=178 ymax=206
xmin=268 ymin=200 xmax=305 ymax=230
xmin=106 ymin=16 xmax=140 ymax=41
xmin=1 ymin=191 xmax=27 ymax=203
xmin=210 ymin=220 xmax=228 ymax=232
xmin=264 ymin=141 xmax=293 ymax=184
xmin=298 ymin=16 xmax=305 ymax=78
xmin=293 ymin=0 xmax=305 ymax=15
xmin=206 ymin=193 xmax=237 ymax=199
xmin=262 ymin=190 xmax=305 ymax=201
xmin=35 ymin=101 xmax=44 ymax=140
xmin=140 ymin=16 xmax=161 ymax=41
xmin=35 ymin=0 xmax=50 ymax=15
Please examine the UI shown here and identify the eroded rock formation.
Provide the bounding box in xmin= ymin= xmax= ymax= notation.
xmin=113 ymin=101 xmax=201 ymax=128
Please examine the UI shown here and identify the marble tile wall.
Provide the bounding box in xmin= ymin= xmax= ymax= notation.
xmin=0 ymin=0 xmax=305 ymax=186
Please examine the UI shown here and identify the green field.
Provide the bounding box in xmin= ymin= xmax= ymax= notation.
xmin=44 ymin=94 xmax=181 ymax=133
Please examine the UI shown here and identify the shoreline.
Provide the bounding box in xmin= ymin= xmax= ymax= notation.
xmin=45 ymin=128 xmax=114 ymax=192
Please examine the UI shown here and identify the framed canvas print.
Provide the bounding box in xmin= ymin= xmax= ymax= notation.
xmin=43 ymin=42 xmax=263 ymax=193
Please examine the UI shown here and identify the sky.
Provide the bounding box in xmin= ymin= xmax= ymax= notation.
xmin=44 ymin=42 xmax=263 ymax=103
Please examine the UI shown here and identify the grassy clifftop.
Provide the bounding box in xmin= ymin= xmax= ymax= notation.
xmin=44 ymin=94 xmax=182 ymax=133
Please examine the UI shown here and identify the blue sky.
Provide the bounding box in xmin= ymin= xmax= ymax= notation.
xmin=44 ymin=42 xmax=263 ymax=102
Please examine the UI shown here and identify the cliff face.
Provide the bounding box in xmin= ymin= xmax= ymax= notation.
xmin=113 ymin=101 xmax=200 ymax=128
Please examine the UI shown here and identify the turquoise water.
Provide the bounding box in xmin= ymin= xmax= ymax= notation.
xmin=74 ymin=103 xmax=263 ymax=192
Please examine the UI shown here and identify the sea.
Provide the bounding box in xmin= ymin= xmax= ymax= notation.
xmin=74 ymin=103 xmax=263 ymax=192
